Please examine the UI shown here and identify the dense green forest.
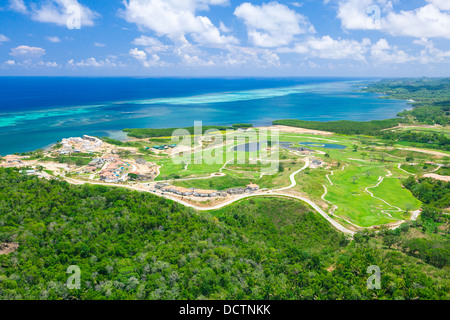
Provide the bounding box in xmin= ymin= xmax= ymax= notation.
xmin=0 ymin=169 xmax=448 ymax=300
xmin=273 ymin=119 xmax=400 ymax=136
xmin=403 ymin=176 xmax=450 ymax=209
xmin=363 ymin=78 xmax=450 ymax=125
xmin=123 ymin=124 xmax=253 ymax=139
xmin=382 ymin=131 xmax=450 ymax=151
xmin=123 ymin=126 xmax=233 ymax=139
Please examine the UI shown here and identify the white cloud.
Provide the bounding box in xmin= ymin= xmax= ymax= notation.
xmin=338 ymin=0 xmax=450 ymax=39
xmin=413 ymin=38 xmax=450 ymax=63
xmin=129 ymin=48 xmax=167 ymax=67
xmin=308 ymin=36 xmax=371 ymax=60
xmin=130 ymin=48 xmax=147 ymax=61
xmin=31 ymin=0 xmax=98 ymax=27
xmin=9 ymin=45 xmax=46 ymax=58
xmin=426 ymin=0 xmax=450 ymax=11
xmin=121 ymin=0 xmax=238 ymax=46
xmin=290 ymin=2 xmax=303 ymax=8
xmin=38 ymin=61 xmax=59 ymax=67
xmin=261 ymin=50 xmax=281 ymax=67
xmin=132 ymin=36 xmax=170 ymax=52
xmin=3 ymin=57 xmax=59 ymax=68
xmin=182 ymin=54 xmax=215 ymax=67
xmin=370 ymin=39 xmax=414 ymax=64
xmin=68 ymin=57 xmax=118 ymax=67
xmin=234 ymin=2 xmax=315 ymax=47
xmin=219 ymin=46 xmax=282 ymax=68
xmin=133 ymin=36 xmax=162 ymax=47
xmin=9 ymin=0 xmax=27 ymax=14
xmin=94 ymin=42 xmax=106 ymax=47
xmin=283 ymin=36 xmax=371 ymax=61
xmin=46 ymin=36 xmax=61 ymax=43
xmin=219 ymin=21 xmax=232 ymax=33
xmin=0 ymin=34 xmax=10 ymax=43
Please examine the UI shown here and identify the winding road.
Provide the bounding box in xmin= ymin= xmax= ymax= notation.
xmin=276 ymin=158 xmax=310 ymax=191
xmin=62 ymin=155 xmax=356 ymax=236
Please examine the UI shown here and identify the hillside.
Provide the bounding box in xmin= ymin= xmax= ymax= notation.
xmin=0 ymin=169 xmax=448 ymax=300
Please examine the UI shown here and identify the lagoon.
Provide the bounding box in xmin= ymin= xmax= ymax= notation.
xmin=0 ymin=77 xmax=409 ymax=155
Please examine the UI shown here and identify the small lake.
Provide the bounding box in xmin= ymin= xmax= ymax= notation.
xmin=234 ymin=142 xmax=263 ymax=152
xmin=279 ymin=141 xmax=311 ymax=152
xmin=299 ymin=142 xmax=347 ymax=150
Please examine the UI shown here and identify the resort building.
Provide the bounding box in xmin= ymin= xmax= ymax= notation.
xmin=59 ymin=135 xmax=103 ymax=155
xmin=193 ymin=189 xmax=217 ymax=198
xmin=155 ymin=183 xmax=170 ymax=189
xmin=227 ymin=188 xmax=246 ymax=195
xmin=246 ymin=184 xmax=260 ymax=191
xmin=1 ymin=155 xmax=23 ymax=168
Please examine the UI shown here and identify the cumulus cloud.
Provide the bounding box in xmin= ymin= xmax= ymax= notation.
xmin=234 ymin=2 xmax=315 ymax=47
xmin=426 ymin=0 xmax=450 ymax=11
xmin=370 ymin=39 xmax=414 ymax=64
xmin=121 ymin=0 xmax=238 ymax=46
xmin=4 ymin=60 xmax=16 ymax=66
xmin=338 ymin=0 xmax=450 ymax=39
xmin=282 ymin=36 xmax=371 ymax=61
xmin=413 ymin=38 xmax=450 ymax=63
xmin=9 ymin=0 xmax=27 ymax=14
xmin=181 ymin=54 xmax=215 ymax=67
xmin=129 ymin=48 xmax=167 ymax=67
xmin=68 ymin=57 xmax=119 ymax=67
xmin=132 ymin=36 xmax=170 ymax=52
xmin=38 ymin=61 xmax=59 ymax=67
xmin=219 ymin=21 xmax=232 ymax=33
xmin=9 ymin=45 xmax=46 ymax=58
xmin=307 ymin=36 xmax=370 ymax=61
xmin=30 ymin=0 xmax=98 ymax=28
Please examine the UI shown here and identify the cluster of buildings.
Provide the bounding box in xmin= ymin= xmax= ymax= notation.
xmin=84 ymin=158 xmax=106 ymax=173
xmin=99 ymin=154 xmax=128 ymax=183
xmin=0 ymin=155 xmax=24 ymax=168
xmin=152 ymin=144 xmax=177 ymax=151
xmin=310 ymin=159 xmax=323 ymax=169
xmin=128 ymin=171 xmax=156 ymax=181
xmin=155 ymin=183 xmax=260 ymax=198
xmin=59 ymin=135 xmax=103 ymax=155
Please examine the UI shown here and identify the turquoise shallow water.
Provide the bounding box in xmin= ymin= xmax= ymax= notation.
xmin=0 ymin=78 xmax=409 ymax=155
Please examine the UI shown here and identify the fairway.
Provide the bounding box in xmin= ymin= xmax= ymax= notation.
xmin=370 ymin=177 xmax=422 ymax=219
xmin=324 ymin=165 xmax=407 ymax=227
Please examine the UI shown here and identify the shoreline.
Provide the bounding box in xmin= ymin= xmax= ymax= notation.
xmin=0 ymin=80 xmax=432 ymax=155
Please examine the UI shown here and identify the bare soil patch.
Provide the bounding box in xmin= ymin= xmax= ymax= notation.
xmin=0 ymin=243 xmax=19 ymax=255
xmin=256 ymin=125 xmax=334 ymax=136
xmin=422 ymin=173 xmax=450 ymax=182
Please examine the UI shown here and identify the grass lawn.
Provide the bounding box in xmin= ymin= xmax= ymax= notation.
xmin=395 ymin=126 xmax=450 ymax=138
xmin=400 ymin=164 xmax=440 ymax=175
xmin=436 ymin=166 xmax=450 ymax=176
xmin=370 ymin=177 xmax=422 ymax=218
xmin=324 ymin=165 xmax=406 ymax=227
xmin=294 ymin=168 xmax=330 ymax=202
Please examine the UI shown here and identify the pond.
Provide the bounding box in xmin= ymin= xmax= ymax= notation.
xmin=278 ymin=141 xmax=312 ymax=152
xmin=234 ymin=142 xmax=263 ymax=152
xmin=299 ymin=142 xmax=347 ymax=150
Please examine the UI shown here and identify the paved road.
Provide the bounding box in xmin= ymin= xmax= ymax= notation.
xmin=179 ymin=191 xmax=356 ymax=236
xmin=276 ymin=158 xmax=310 ymax=191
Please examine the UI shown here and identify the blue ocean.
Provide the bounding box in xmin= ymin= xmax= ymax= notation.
xmin=0 ymin=77 xmax=410 ymax=155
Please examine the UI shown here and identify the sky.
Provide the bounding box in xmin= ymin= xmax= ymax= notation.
xmin=0 ymin=0 xmax=449 ymax=77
